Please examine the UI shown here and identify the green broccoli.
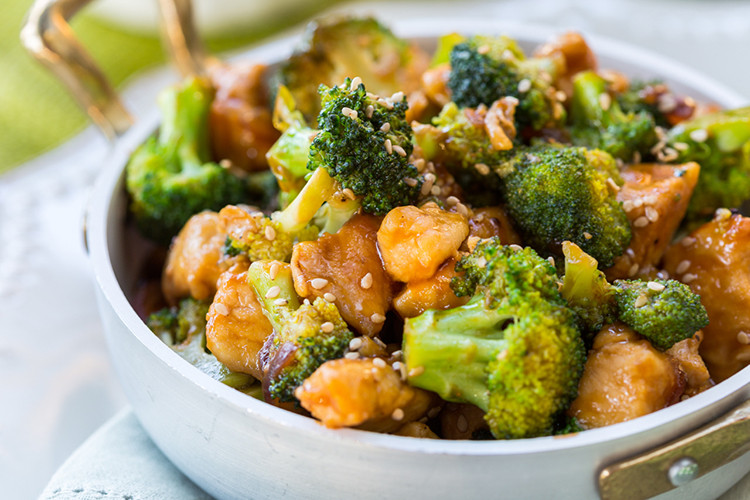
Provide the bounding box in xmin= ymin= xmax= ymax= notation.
xmin=247 ymin=261 xmax=354 ymax=402
xmin=615 ymin=80 xmax=673 ymax=128
xmin=147 ymin=298 xmax=256 ymax=390
xmin=403 ymin=239 xmax=586 ymax=439
xmin=569 ymin=71 xmax=657 ymax=161
xmin=613 ymin=279 xmax=709 ymax=350
xmin=125 ymin=76 xmax=247 ymax=244
xmin=446 ymin=35 xmax=564 ymax=131
xmin=279 ymin=16 xmax=426 ymax=124
xmin=664 ymin=106 xmax=750 ymax=220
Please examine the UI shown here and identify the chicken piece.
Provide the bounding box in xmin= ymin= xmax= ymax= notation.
xmin=162 ymin=211 xmax=248 ymax=304
xmin=295 ymin=357 xmax=434 ymax=431
xmin=605 ymin=162 xmax=700 ymax=280
xmin=533 ymin=32 xmax=597 ymax=96
xmin=378 ymin=203 xmax=469 ymax=283
xmin=568 ymin=323 xmax=685 ymax=429
xmin=205 ymin=271 xmax=273 ymax=380
xmin=393 ymin=258 xmax=469 ymax=318
xmin=440 ymin=403 xmax=490 ymax=440
xmin=666 ymin=332 xmax=713 ymax=397
xmin=421 ymin=62 xmax=451 ymax=108
xmin=209 ymin=63 xmax=280 ymax=171
xmin=393 ymin=422 xmax=439 ymax=439
xmin=467 ymin=206 xmax=522 ymax=245
xmin=663 ymin=213 xmax=750 ymax=381
xmin=291 ymin=214 xmax=391 ymax=336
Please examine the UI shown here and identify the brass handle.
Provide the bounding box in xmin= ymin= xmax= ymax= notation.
xmin=20 ymin=0 xmax=215 ymax=139
xmin=599 ymin=399 xmax=750 ymax=500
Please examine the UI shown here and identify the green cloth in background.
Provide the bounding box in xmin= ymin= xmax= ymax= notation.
xmin=0 ymin=0 xmax=339 ymax=174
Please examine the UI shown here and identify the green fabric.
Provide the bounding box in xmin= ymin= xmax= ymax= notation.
xmin=0 ymin=0 xmax=339 ymax=174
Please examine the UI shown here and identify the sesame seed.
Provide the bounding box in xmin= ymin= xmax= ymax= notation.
xmin=321 ymin=321 xmax=335 ymax=333
xmin=265 ymin=286 xmax=281 ymax=299
xmin=384 ymin=138 xmax=393 ymax=154
xmin=737 ymin=332 xmax=750 ymax=345
xmin=555 ymin=90 xmax=567 ymax=102
xmin=622 ymin=200 xmax=635 ymax=212
xmin=421 ymin=174 xmax=435 ymax=195
xmin=360 ymin=272 xmax=373 ymax=289
xmin=380 ymin=122 xmax=391 ymax=133
xmin=655 ymin=126 xmax=667 ymax=140
xmin=682 ymin=273 xmax=698 ymax=284
xmin=681 ymin=237 xmax=697 ymax=247
xmin=583 ymin=232 xmax=593 ymax=240
xmin=737 ymin=351 xmax=750 ymax=362
xmin=213 ymin=302 xmax=229 ymax=316
xmin=427 ymin=407 xmax=441 ymax=419
xmin=673 ymin=142 xmax=689 ymax=151
xmin=547 ymin=256 xmax=555 ymax=266
xmin=269 ymin=262 xmax=280 ymax=280
xmin=430 ymin=185 xmax=442 ymax=196
xmin=633 ymin=199 xmax=644 ymax=209
xmin=477 ymin=44 xmax=490 ymax=55
xmin=455 ymin=203 xmax=469 ymax=217
xmin=273 ymin=298 xmax=288 ymax=306
xmin=633 ymin=151 xmax=642 ymax=164
xmin=403 ymin=177 xmax=418 ymax=187
xmin=408 ymin=366 xmax=425 ymax=378
xmin=413 ymin=158 xmax=425 ymax=172
xmin=393 ymin=145 xmax=407 ymax=157
xmin=517 ymin=78 xmax=531 ymax=93
xmin=607 ymin=178 xmax=621 ymax=192
xmin=633 ymin=216 xmax=649 ymax=228
xmin=342 ymin=188 xmax=356 ymax=200
xmin=365 ymin=105 xmax=374 ymax=118
xmin=474 ymin=163 xmax=490 ymax=175
xmin=371 ymin=312 xmax=386 ymax=324
xmin=264 ymin=225 xmax=276 ymax=241
xmin=373 ymin=357 xmax=387 ymax=368
xmin=509 ymin=244 xmax=523 ymax=252
xmin=324 ymin=292 xmax=337 ymax=302
xmin=392 ymin=408 xmax=405 ymax=421
xmin=392 ymin=360 xmax=404 ymax=372
xmin=344 ymin=352 xmax=360 ymax=360
xmin=689 ymin=129 xmax=708 ymax=142
xmin=628 ymin=263 xmax=640 ymax=277
xmin=350 ymin=76 xmax=362 ymax=90
xmin=456 ymin=414 xmax=469 ymax=433
xmin=660 ymin=147 xmax=679 ymax=162
xmin=391 ymin=350 xmax=402 ymax=359
xmin=373 ymin=337 xmax=387 ymax=349
xmin=341 ymin=107 xmax=357 ymax=119
xmin=657 ymin=94 xmax=677 ymax=113
xmin=303 ymin=298 xmax=311 ymax=305
xmin=645 ymin=207 xmax=659 ymax=223
xmin=714 ymin=208 xmax=732 ymax=222
xmin=634 ymin=294 xmax=648 ymax=308
xmin=310 ymin=278 xmax=329 ymax=290
xmin=446 ymin=196 xmax=459 ymax=206
xmin=349 ymin=337 xmax=363 ymax=350
xmin=647 ymin=281 xmax=666 ymax=292
xmin=598 ymin=93 xmax=612 ymax=111
xmin=676 ymin=260 xmax=691 ymax=274
xmin=391 ymin=91 xmax=405 ymax=102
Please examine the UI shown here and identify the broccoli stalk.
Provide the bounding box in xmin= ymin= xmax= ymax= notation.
xmin=403 ymin=239 xmax=586 ymax=439
xmin=665 ymin=106 xmax=750 ymax=219
xmin=569 ymin=71 xmax=657 ymax=161
xmin=125 ymin=76 xmax=246 ymax=244
xmin=247 ymin=261 xmax=354 ymax=402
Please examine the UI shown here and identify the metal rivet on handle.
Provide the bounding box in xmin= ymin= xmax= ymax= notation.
xmin=668 ymin=457 xmax=699 ymax=486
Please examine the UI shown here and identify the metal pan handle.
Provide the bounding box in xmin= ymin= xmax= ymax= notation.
xmin=20 ymin=0 xmax=214 ymax=139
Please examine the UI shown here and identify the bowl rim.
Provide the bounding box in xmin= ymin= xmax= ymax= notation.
xmin=87 ymin=17 xmax=750 ymax=457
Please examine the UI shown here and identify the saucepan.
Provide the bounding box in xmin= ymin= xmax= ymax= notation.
xmin=21 ymin=0 xmax=750 ymax=498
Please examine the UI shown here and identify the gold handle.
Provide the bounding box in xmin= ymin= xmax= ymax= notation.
xmin=156 ymin=0 xmax=220 ymax=77
xmin=599 ymin=399 xmax=750 ymax=500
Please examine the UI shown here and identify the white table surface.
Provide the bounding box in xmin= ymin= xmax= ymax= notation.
xmin=2 ymin=1 xmax=750 ymax=499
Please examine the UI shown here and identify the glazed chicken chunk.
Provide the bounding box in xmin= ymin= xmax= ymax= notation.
xmin=393 ymin=258 xmax=469 ymax=318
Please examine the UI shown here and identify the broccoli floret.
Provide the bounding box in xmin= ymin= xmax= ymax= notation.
xmin=615 ymin=80 xmax=673 ymax=128
xmin=147 ymin=298 xmax=255 ymax=389
xmin=125 ymin=76 xmax=246 ymax=244
xmin=279 ymin=17 xmax=426 ymax=124
xmin=559 ymin=241 xmax=617 ymax=336
xmin=446 ymin=35 xmax=564 ymax=131
xmin=247 ymin=261 xmax=354 ymax=402
xmin=664 ymin=106 xmax=750 ymax=220
xmin=569 ymin=71 xmax=657 ymax=161
xmin=501 ymin=145 xmax=631 ymax=267
xmin=613 ymin=279 xmax=709 ymax=350
xmin=404 ymin=239 xmax=585 ymax=439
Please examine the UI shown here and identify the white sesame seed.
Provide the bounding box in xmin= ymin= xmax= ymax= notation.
xmin=456 ymin=414 xmax=469 ymax=433
xmin=344 ymin=352 xmax=360 ymax=360
xmin=391 ymin=350 xmax=402 ymax=359
xmin=681 ymin=236 xmax=697 ymax=247
xmin=392 ymin=408 xmax=405 ymax=421
xmin=264 ymin=225 xmax=276 ymax=241
xmin=737 ymin=332 xmax=750 ymax=345
xmin=413 ymin=158 xmax=425 ymax=172
xmin=408 ymin=366 xmax=425 ymax=378
xmin=360 ymin=272 xmax=373 ymax=289
xmin=393 ymin=144 xmax=407 ymax=157
xmin=598 ymin=93 xmax=612 ymax=111
xmin=555 ymin=90 xmax=567 ymax=102
xmin=477 ymin=44 xmax=490 ymax=55
xmin=310 ymin=278 xmax=329 ymax=290
xmin=446 ymin=196 xmax=459 ymax=206
xmin=682 ymin=273 xmax=698 ymax=284
xmin=633 ymin=216 xmax=650 ymax=228
xmin=371 ymin=312 xmax=386 ymax=324
xmin=622 ymin=200 xmax=635 ymax=212
xmin=634 ymin=294 xmax=648 ymax=308
xmin=689 ymin=129 xmax=708 ymax=142
xmin=349 ymin=337 xmax=363 ymax=350
xmin=455 ymin=203 xmax=469 ymax=217
xmin=474 ymin=163 xmax=490 ymax=175
xmin=517 ymin=78 xmax=531 ymax=93
xmin=350 ymin=76 xmax=362 ymax=90
xmin=341 ymin=107 xmax=357 ymax=119
xmin=265 ymin=286 xmax=281 ymax=299
xmin=633 ymin=199 xmax=644 ymax=208
xmin=269 ymin=262 xmax=280 ymax=280
xmin=737 ymin=351 xmax=750 ymax=362
xmin=373 ymin=337 xmax=387 ymax=349
xmin=657 ymin=94 xmax=677 ymax=113
xmin=628 ymin=263 xmax=640 ymax=277
xmin=421 ymin=173 xmax=436 ymax=195
xmin=321 ymin=321 xmax=335 ymax=333
xmin=633 ymin=151 xmax=642 ymax=164
xmin=342 ymin=188 xmax=356 ymax=200
xmin=547 ymin=256 xmax=555 ymax=266
xmin=714 ymin=208 xmax=732 ymax=222
xmin=607 ymin=178 xmax=621 ymax=192
xmin=384 ymin=138 xmax=393 ymax=154
xmin=324 ymin=292 xmax=337 ymax=302
xmin=213 ymin=302 xmax=229 ymax=316
xmin=655 ymin=126 xmax=667 ymax=141
xmin=365 ymin=105 xmax=374 ymax=118
xmin=647 ymin=281 xmax=666 ymax=292
xmin=303 ymin=298 xmax=311 ymax=306
xmin=509 ymin=244 xmax=523 ymax=252
xmin=676 ymin=260 xmax=691 ymax=275
xmin=373 ymin=357 xmax=387 ymax=368
xmin=273 ymin=298 xmax=288 ymax=306
xmin=430 ymin=185 xmax=442 ymax=196
xmin=219 ymin=159 xmax=233 ymax=168
xmin=645 ymin=207 xmax=659 ymax=223
xmin=391 ymin=91 xmax=405 ymax=102
xmin=403 ymin=177 xmax=418 ymax=188
xmin=380 ymin=122 xmax=391 ymax=133
xmin=673 ymin=142 xmax=689 ymax=151
xmin=583 ymin=232 xmax=593 ymax=240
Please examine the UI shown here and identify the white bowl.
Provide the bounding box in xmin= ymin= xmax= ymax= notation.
xmin=87 ymin=19 xmax=750 ymax=500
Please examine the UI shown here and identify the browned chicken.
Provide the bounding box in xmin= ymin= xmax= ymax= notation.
xmin=467 ymin=206 xmax=522 ymax=245
xmin=666 ymin=332 xmax=713 ymax=397
xmin=420 ymin=62 xmax=451 ymax=108
xmin=440 ymin=403 xmax=489 ymax=440
xmin=533 ymin=32 xmax=597 ymax=97
xmin=569 ymin=323 xmax=685 ymax=429
xmin=162 ymin=211 xmax=248 ymax=304
xmin=393 ymin=422 xmax=439 ymax=439
xmin=663 ymin=213 xmax=750 ymax=381
xmin=605 ymin=162 xmax=700 ymax=280
xmin=377 ymin=203 xmax=469 ymax=283
xmin=205 ymin=271 xmax=273 ymax=380
xmin=291 ymin=214 xmax=391 ymax=336
xmin=295 ymin=357 xmax=435 ymax=432
xmin=393 ymin=258 xmax=469 ymax=318
xmin=209 ymin=63 xmax=280 ymax=171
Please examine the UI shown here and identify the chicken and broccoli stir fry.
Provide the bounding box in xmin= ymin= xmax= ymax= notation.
xmin=127 ymin=17 xmax=750 ymax=440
